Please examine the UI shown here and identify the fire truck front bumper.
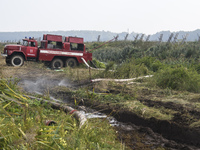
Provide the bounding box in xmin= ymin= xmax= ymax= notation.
xmin=1 ymin=52 xmax=7 ymax=57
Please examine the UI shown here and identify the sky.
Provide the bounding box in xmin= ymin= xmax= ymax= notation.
xmin=0 ymin=0 xmax=200 ymax=35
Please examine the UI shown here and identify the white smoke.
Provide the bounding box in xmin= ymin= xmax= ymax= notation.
xmin=19 ymin=77 xmax=70 ymax=94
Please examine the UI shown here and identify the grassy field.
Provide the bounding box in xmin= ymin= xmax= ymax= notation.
xmin=1 ymin=40 xmax=200 ymax=149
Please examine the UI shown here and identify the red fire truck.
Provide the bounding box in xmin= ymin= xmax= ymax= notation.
xmin=1 ymin=34 xmax=92 ymax=69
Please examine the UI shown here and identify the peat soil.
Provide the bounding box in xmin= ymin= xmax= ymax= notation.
xmin=8 ymin=67 xmax=200 ymax=150
xmin=80 ymin=100 xmax=200 ymax=150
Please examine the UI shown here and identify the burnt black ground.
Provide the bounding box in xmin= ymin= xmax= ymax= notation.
xmin=78 ymin=99 xmax=200 ymax=150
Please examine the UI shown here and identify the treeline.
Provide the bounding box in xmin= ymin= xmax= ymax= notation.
xmin=91 ymin=41 xmax=200 ymax=63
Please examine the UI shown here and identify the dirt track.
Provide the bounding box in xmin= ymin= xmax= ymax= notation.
xmin=2 ymin=62 xmax=200 ymax=150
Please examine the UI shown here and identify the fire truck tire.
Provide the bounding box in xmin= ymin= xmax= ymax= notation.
xmin=10 ymin=55 xmax=24 ymax=67
xmin=6 ymin=57 xmax=11 ymax=65
xmin=65 ymin=58 xmax=77 ymax=68
xmin=51 ymin=58 xmax=63 ymax=69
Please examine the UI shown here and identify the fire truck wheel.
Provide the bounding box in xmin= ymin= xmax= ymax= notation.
xmin=65 ymin=58 xmax=77 ymax=68
xmin=51 ymin=58 xmax=63 ymax=69
xmin=10 ymin=55 xmax=24 ymax=67
xmin=6 ymin=57 xmax=11 ymax=65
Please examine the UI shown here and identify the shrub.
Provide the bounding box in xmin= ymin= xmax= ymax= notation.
xmin=115 ymin=59 xmax=149 ymax=78
xmin=151 ymin=60 xmax=163 ymax=72
xmin=92 ymin=58 xmax=106 ymax=68
xmin=153 ymin=66 xmax=200 ymax=93
xmin=134 ymin=56 xmax=163 ymax=72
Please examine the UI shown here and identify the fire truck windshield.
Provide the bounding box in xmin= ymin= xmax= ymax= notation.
xmin=22 ymin=40 xmax=28 ymax=46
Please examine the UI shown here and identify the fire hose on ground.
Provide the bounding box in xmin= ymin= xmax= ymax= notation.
xmin=26 ymin=95 xmax=87 ymax=128
xmin=91 ymin=75 xmax=153 ymax=83
xmin=81 ymin=57 xmax=153 ymax=83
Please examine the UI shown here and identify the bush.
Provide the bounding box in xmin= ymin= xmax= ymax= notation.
xmin=153 ymin=66 xmax=200 ymax=93
xmin=91 ymin=58 xmax=106 ymax=68
xmin=115 ymin=59 xmax=149 ymax=78
xmin=135 ymin=56 xmax=163 ymax=72
xmin=151 ymin=61 xmax=163 ymax=72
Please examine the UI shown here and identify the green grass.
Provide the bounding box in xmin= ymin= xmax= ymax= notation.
xmin=73 ymin=86 xmax=176 ymax=121
xmin=0 ymin=78 xmax=126 ymax=149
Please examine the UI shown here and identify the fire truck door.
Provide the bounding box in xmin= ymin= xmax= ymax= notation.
xmin=26 ymin=41 xmax=38 ymax=58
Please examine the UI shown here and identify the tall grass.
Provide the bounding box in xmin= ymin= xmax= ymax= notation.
xmin=0 ymin=78 xmax=125 ymax=149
